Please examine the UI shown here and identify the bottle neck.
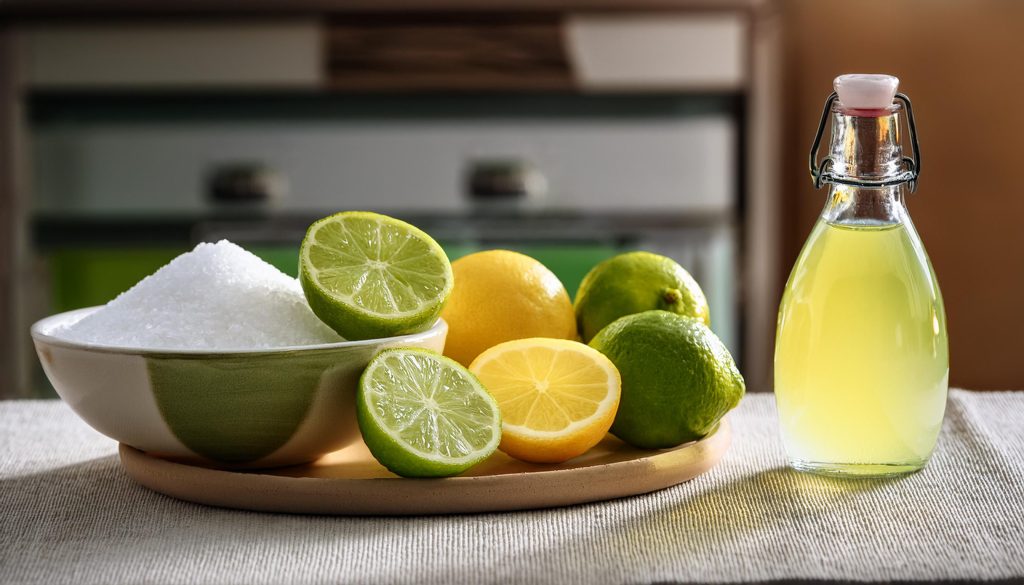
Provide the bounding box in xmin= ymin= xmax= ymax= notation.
xmin=828 ymin=106 xmax=905 ymax=180
xmin=821 ymin=105 xmax=909 ymax=226
xmin=822 ymin=184 xmax=906 ymax=226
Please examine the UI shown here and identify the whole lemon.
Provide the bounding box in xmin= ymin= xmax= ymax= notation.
xmin=441 ymin=250 xmax=577 ymax=366
xmin=574 ymin=251 xmax=710 ymax=342
xmin=589 ymin=310 xmax=744 ymax=449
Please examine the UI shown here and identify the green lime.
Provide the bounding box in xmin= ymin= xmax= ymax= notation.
xmin=299 ymin=211 xmax=453 ymax=340
xmin=357 ymin=348 xmax=501 ymax=477
xmin=574 ymin=251 xmax=710 ymax=342
xmin=589 ymin=310 xmax=744 ymax=448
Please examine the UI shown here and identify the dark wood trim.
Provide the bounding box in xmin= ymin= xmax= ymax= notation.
xmin=0 ymin=27 xmax=23 ymax=398
xmin=0 ymin=0 xmax=766 ymax=19
xmin=741 ymin=2 xmax=783 ymax=392
xmin=325 ymin=14 xmax=572 ymax=91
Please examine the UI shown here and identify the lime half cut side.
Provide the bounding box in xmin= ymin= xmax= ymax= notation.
xmin=357 ymin=348 xmax=501 ymax=478
xmin=299 ymin=211 xmax=453 ymax=340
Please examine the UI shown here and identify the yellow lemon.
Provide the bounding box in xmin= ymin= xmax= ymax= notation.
xmin=440 ymin=250 xmax=577 ymax=367
xmin=470 ymin=338 xmax=621 ymax=463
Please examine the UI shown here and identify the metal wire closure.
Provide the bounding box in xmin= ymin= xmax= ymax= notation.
xmin=809 ymin=92 xmax=921 ymax=192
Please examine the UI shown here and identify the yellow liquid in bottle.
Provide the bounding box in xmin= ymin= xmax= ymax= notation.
xmin=774 ymin=219 xmax=948 ymax=476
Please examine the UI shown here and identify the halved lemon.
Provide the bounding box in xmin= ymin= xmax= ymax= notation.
xmin=469 ymin=338 xmax=621 ymax=463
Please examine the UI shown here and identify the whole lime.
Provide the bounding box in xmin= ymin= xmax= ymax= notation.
xmin=589 ymin=310 xmax=744 ymax=448
xmin=574 ymin=251 xmax=710 ymax=342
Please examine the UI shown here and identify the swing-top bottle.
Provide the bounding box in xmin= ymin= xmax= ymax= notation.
xmin=774 ymin=74 xmax=948 ymax=477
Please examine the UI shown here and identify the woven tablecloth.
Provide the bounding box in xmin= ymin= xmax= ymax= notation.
xmin=2 ymin=389 xmax=1023 ymax=584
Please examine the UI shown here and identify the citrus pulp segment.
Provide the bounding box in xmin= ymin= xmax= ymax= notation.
xmin=299 ymin=212 xmax=453 ymax=340
xmin=469 ymin=338 xmax=621 ymax=463
xmin=357 ymin=348 xmax=501 ymax=477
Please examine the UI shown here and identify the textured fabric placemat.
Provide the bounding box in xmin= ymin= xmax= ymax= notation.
xmin=1 ymin=389 xmax=1022 ymax=585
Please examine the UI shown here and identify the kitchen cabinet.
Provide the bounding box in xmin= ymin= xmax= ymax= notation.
xmin=0 ymin=0 xmax=783 ymax=397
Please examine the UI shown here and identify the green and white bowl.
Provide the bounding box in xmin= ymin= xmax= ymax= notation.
xmin=31 ymin=307 xmax=448 ymax=468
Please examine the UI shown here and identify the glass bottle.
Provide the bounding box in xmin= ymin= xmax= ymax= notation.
xmin=774 ymin=74 xmax=948 ymax=477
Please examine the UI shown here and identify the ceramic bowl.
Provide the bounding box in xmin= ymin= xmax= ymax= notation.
xmin=31 ymin=307 xmax=448 ymax=468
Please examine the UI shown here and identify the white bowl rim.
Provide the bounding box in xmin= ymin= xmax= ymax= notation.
xmin=31 ymin=306 xmax=448 ymax=357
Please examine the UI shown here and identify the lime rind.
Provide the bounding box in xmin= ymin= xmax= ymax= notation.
xmin=357 ymin=348 xmax=501 ymax=477
xmin=574 ymin=251 xmax=710 ymax=343
xmin=299 ymin=212 xmax=453 ymax=340
xmin=589 ymin=310 xmax=744 ymax=449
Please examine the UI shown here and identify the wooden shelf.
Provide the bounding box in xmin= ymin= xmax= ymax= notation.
xmin=326 ymin=15 xmax=572 ymax=91
xmin=1 ymin=0 xmax=766 ymax=18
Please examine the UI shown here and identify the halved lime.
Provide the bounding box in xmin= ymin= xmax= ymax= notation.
xmin=357 ymin=348 xmax=501 ymax=478
xmin=299 ymin=211 xmax=453 ymax=340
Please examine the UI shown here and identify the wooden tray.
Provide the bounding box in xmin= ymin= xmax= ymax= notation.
xmin=119 ymin=418 xmax=731 ymax=515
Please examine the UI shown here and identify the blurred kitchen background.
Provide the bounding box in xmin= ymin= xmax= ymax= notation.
xmin=1 ymin=0 xmax=1022 ymax=398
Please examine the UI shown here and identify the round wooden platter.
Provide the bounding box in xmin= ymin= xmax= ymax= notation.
xmin=119 ymin=418 xmax=731 ymax=516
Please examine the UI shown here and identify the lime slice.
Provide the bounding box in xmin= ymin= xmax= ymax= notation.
xmin=299 ymin=211 xmax=453 ymax=340
xmin=357 ymin=348 xmax=501 ymax=478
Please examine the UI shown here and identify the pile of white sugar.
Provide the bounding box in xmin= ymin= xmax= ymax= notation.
xmin=58 ymin=240 xmax=344 ymax=350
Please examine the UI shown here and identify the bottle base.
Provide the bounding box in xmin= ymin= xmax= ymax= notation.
xmin=788 ymin=459 xmax=927 ymax=478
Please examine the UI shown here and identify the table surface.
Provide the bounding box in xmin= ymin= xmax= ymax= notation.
xmin=2 ymin=389 xmax=1023 ymax=585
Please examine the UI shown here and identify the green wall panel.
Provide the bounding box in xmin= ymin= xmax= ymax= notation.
xmin=47 ymin=243 xmax=616 ymax=311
